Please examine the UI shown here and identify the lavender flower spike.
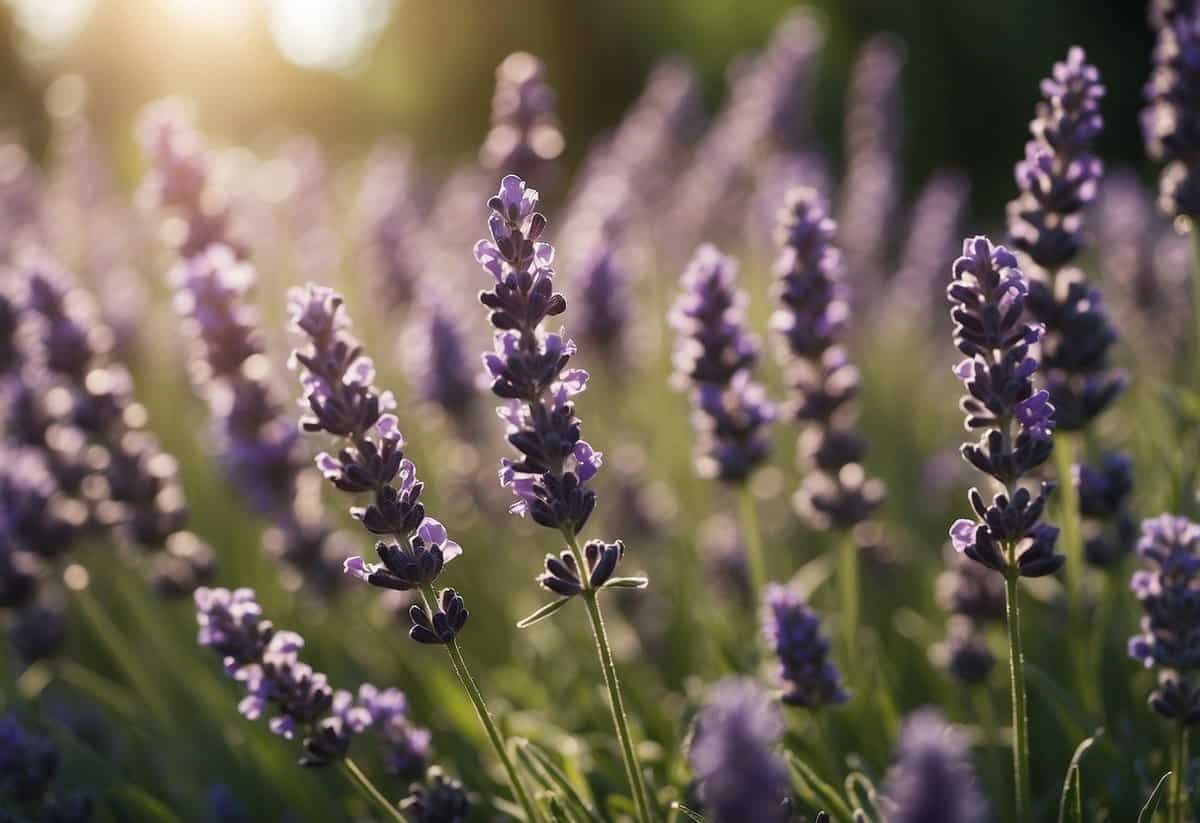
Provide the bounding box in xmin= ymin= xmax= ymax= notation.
xmin=1144 ymin=8 xmax=1200 ymax=218
xmin=1129 ymin=515 xmax=1200 ymax=724
xmin=481 ymin=53 xmax=564 ymax=189
xmin=881 ymin=709 xmax=989 ymax=823
xmin=288 ymin=284 xmax=466 ymax=644
xmin=671 ymin=244 xmax=775 ymax=483
xmin=762 ymin=584 xmax=847 ymax=708
xmin=688 ymin=678 xmax=792 ymax=823
xmin=946 ymin=237 xmax=1062 ymax=579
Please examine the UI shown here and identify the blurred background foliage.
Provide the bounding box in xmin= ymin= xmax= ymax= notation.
xmin=0 ymin=0 xmax=1157 ymax=217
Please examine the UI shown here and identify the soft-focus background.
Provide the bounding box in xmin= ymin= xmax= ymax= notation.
xmin=0 ymin=0 xmax=1155 ymax=212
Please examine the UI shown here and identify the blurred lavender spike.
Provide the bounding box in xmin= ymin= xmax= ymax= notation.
xmin=402 ymin=292 xmax=480 ymax=431
xmin=400 ymin=767 xmax=471 ymax=822
xmin=1144 ymin=7 xmax=1200 ymax=218
xmin=888 ymin=170 xmax=970 ymax=325
xmin=0 ymin=141 xmax=47 ymax=264
xmin=353 ymin=137 xmax=426 ymax=309
xmin=481 ymin=53 xmax=564 ymax=191
xmin=762 ymin=583 xmax=848 ymax=708
xmin=881 ymin=709 xmax=989 ymax=823
xmin=688 ymin=678 xmax=792 ymax=823
xmin=0 ymin=713 xmax=96 ymax=819
xmin=837 ymin=34 xmax=907 ymax=292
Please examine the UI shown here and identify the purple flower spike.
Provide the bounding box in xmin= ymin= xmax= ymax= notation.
xmin=882 ymin=709 xmax=989 ymax=823
xmin=480 ymin=53 xmax=564 ymax=189
xmin=761 ymin=584 xmax=847 ymax=708
xmin=1144 ymin=8 xmax=1200 ymax=218
xmin=671 ymin=244 xmax=774 ymax=484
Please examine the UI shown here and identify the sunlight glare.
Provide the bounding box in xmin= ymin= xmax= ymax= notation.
xmin=266 ymin=0 xmax=391 ymax=71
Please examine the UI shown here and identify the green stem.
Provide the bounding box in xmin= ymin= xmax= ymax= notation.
xmin=1053 ymin=434 xmax=1093 ymax=712
xmin=420 ymin=586 xmax=541 ymax=823
xmin=1175 ymin=723 xmax=1190 ymax=823
xmin=342 ymin=756 xmax=405 ymax=822
xmin=1004 ymin=567 xmax=1031 ymax=822
xmin=837 ymin=531 xmax=860 ymax=671
xmin=564 ymin=533 xmax=654 ymax=823
xmin=1191 ymin=223 xmax=1200 ymax=388
xmin=736 ymin=484 xmax=767 ymax=604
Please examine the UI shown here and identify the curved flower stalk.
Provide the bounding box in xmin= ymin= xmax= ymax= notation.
xmin=0 ymin=713 xmax=95 ymax=821
xmin=946 ymin=236 xmax=1062 ymax=820
xmin=288 ymin=283 xmax=538 ymax=822
xmin=194 ymin=586 xmax=427 ymax=821
xmin=475 ymin=175 xmax=652 ymax=822
xmin=879 ymin=709 xmax=989 ymax=823
xmin=838 ymin=34 xmax=906 ymax=293
xmin=480 ymin=53 xmax=564 ymax=190
xmin=771 ymin=187 xmax=885 ymax=661
xmin=170 ymin=246 xmax=343 ymax=592
xmin=761 ymin=584 xmax=847 ymax=708
xmin=1129 ymin=515 xmax=1200 ymax=820
xmin=687 ymin=678 xmax=792 ymax=823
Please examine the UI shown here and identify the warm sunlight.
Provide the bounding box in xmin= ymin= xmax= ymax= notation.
xmin=266 ymin=0 xmax=390 ymax=71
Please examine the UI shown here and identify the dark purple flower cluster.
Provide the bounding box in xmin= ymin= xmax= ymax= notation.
xmin=137 ymin=98 xmax=239 ymax=258
xmin=288 ymin=284 xmax=467 ymax=644
xmin=934 ymin=550 xmax=1006 ymax=684
xmin=171 ymin=246 xmax=341 ymax=591
xmin=480 ymin=53 xmax=564 ymax=189
xmin=947 ymin=237 xmax=1062 ymax=579
xmin=1075 ymin=452 xmax=1136 ymax=568
xmin=761 ymin=584 xmax=847 ymax=708
xmin=196 ymin=586 xmax=432 ymax=767
xmin=403 ymin=296 xmax=479 ymax=431
xmin=475 ymin=175 xmax=604 ymax=535
xmin=1144 ymin=6 xmax=1200 ymax=218
xmin=1008 ymin=47 xmax=1104 ymax=270
xmin=572 ymin=248 xmax=631 ymax=367
xmin=881 ymin=709 xmax=989 ymax=823
xmin=1129 ymin=515 xmax=1200 ymax=724
xmin=400 ymin=767 xmax=471 ymax=823
xmin=0 ymin=714 xmax=94 ymax=822
xmin=671 ymin=244 xmax=775 ymax=484
xmin=773 ymin=187 xmax=883 ymax=529
xmin=688 ymin=678 xmax=791 ymax=823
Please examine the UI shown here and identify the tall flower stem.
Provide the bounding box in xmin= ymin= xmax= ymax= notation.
xmin=418 ymin=586 xmax=541 ymax=823
xmin=1192 ymin=223 xmax=1200 ymax=388
xmin=1173 ymin=722 xmax=1190 ymax=823
xmin=736 ymin=485 xmax=768 ymax=605
xmin=342 ymin=756 xmax=406 ymax=823
xmin=1053 ymin=433 xmax=1093 ymax=710
xmin=564 ymin=531 xmax=654 ymax=823
xmin=1004 ymin=562 xmax=1031 ymax=822
xmin=837 ymin=530 xmax=860 ymax=671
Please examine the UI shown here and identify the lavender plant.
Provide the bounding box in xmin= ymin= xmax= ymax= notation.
xmin=880 ymin=709 xmax=989 ymax=823
xmin=947 ymin=236 xmax=1062 ymax=820
xmin=475 ymin=174 xmax=653 ymax=821
xmin=0 ymin=713 xmax=95 ymax=822
xmin=771 ymin=187 xmax=884 ymax=658
xmin=1129 ymin=515 xmax=1200 ymax=820
xmin=287 ymin=283 xmax=538 ymax=822
xmin=481 ymin=53 xmax=564 ymax=190
xmin=761 ymin=583 xmax=847 ymax=708
xmin=671 ymin=244 xmax=775 ymax=598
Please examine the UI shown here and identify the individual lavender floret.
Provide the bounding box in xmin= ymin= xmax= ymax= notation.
xmin=480 ymin=53 xmax=564 ymax=189
xmin=0 ymin=714 xmax=95 ymax=822
xmin=1007 ymin=47 xmax=1104 ymax=269
xmin=1129 ymin=515 xmax=1200 ymax=724
xmin=1075 ymin=452 xmax=1135 ymax=568
xmin=475 ymin=175 xmax=606 ymax=535
xmin=288 ymin=284 xmax=466 ymax=644
xmin=880 ymin=709 xmax=989 ymax=823
xmin=688 ymin=678 xmax=791 ymax=823
xmin=337 ymin=684 xmax=432 ymax=779
xmin=761 ymin=584 xmax=848 ymax=708
xmin=172 ymin=246 xmax=340 ymax=591
xmin=1144 ymin=9 xmax=1200 ymax=218
xmin=400 ymin=767 xmax=470 ymax=823
xmin=947 ymin=237 xmax=1063 ymax=579
xmin=671 ymin=244 xmax=775 ymax=483
xmin=773 ymin=187 xmax=883 ymax=529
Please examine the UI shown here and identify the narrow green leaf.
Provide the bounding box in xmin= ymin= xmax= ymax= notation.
xmin=787 ymin=753 xmax=854 ymax=821
xmin=1138 ymin=772 xmax=1173 ymax=823
xmin=1058 ymin=728 xmax=1102 ymax=823
xmin=669 ymin=802 xmax=707 ymax=822
xmin=514 ymin=739 xmax=603 ymax=823
xmin=601 ymin=576 xmax=649 ymax=589
xmin=516 ymin=598 xmax=572 ymax=628
xmin=117 ymin=787 xmax=185 ymax=823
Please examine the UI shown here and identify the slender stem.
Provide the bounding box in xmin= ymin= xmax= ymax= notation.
xmin=837 ymin=531 xmax=860 ymax=672
xmin=1191 ymin=222 xmax=1200 ymax=388
xmin=1053 ymin=434 xmax=1094 ymax=712
xmin=1174 ymin=722 xmax=1190 ymax=823
xmin=736 ymin=484 xmax=767 ymax=604
xmin=342 ymin=756 xmax=405 ymax=823
xmin=420 ymin=586 xmax=541 ymax=823
xmin=564 ymin=533 xmax=654 ymax=823
xmin=1004 ymin=567 xmax=1031 ymax=822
